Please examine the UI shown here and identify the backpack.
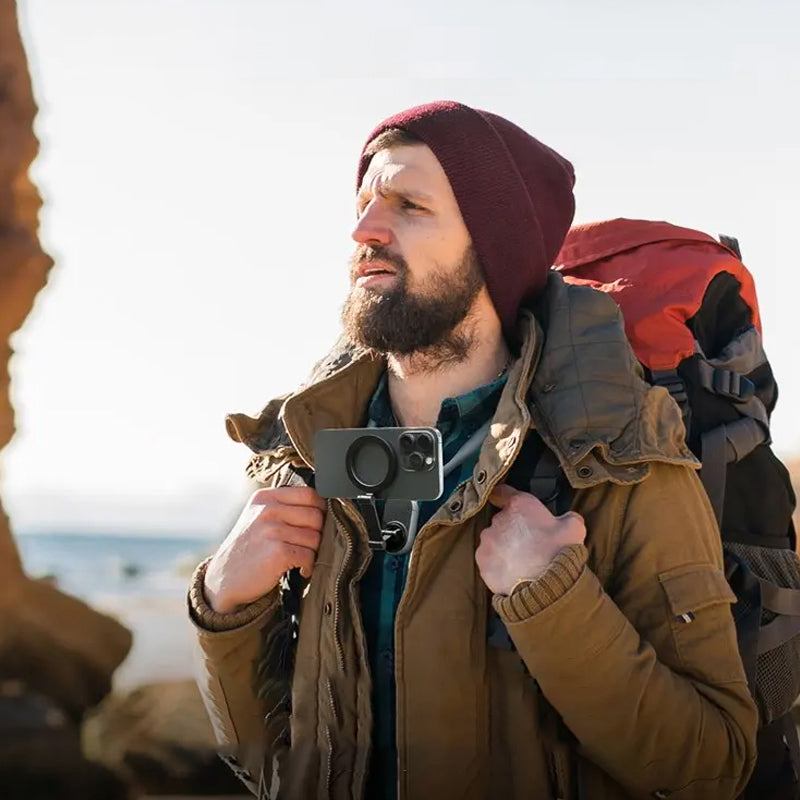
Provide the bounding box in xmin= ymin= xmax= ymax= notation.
xmin=551 ymin=218 xmax=800 ymax=800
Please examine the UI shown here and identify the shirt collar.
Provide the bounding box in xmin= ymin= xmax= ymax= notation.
xmin=368 ymin=369 xmax=508 ymax=436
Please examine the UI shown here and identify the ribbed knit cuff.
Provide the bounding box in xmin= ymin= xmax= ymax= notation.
xmin=493 ymin=544 xmax=588 ymax=623
xmin=188 ymin=557 xmax=280 ymax=633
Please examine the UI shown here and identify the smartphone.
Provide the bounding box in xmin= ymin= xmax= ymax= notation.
xmin=313 ymin=427 xmax=444 ymax=500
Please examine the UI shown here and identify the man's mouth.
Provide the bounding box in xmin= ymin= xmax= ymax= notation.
xmin=355 ymin=260 xmax=399 ymax=287
xmin=358 ymin=261 xmax=397 ymax=278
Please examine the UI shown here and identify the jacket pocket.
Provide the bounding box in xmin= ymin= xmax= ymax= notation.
xmin=659 ymin=564 xmax=743 ymax=684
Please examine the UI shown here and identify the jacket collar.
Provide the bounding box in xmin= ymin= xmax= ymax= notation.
xmin=226 ymin=272 xmax=697 ymax=490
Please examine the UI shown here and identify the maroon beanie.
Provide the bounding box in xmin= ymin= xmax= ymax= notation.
xmin=357 ymin=101 xmax=576 ymax=344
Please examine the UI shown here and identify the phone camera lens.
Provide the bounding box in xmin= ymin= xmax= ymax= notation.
xmin=407 ymin=451 xmax=424 ymax=471
xmin=399 ymin=433 xmax=416 ymax=452
xmin=416 ymin=433 xmax=434 ymax=454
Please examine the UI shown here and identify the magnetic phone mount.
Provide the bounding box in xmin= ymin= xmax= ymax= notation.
xmin=354 ymin=495 xmax=419 ymax=555
xmin=345 ymin=435 xmax=397 ymax=494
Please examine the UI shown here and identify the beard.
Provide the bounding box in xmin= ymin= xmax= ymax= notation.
xmin=341 ymin=244 xmax=486 ymax=366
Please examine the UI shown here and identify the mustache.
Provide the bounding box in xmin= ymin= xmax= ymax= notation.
xmin=349 ymin=245 xmax=408 ymax=277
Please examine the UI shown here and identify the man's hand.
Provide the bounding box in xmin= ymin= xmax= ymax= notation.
xmin=475 ymin=483 xmax=586 ymax=596
xmin=203 ymin=486 xmax=327 ymax=614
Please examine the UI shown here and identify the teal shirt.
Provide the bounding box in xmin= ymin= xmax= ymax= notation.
xmin=360 ymin=370 xmax=507 ymax=800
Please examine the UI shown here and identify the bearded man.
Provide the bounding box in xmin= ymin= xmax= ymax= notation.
xmin=189 ymin=102 xmax=757 ymax=800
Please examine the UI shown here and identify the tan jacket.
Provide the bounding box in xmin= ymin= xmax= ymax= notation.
xmin=190 ymin=275 xmax=758 ymax=799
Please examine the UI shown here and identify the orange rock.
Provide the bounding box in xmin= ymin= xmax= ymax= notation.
xmin=0 ymin=0 xmax=131 ymax=721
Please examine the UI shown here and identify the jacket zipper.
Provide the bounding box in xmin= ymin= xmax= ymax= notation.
xmin=331 ymin=497 xmax=373 ymax=800
xmin=324 ymin=723 xmax=334 ymax=795
xmin=328 ymin=500 xmax=356 ymax=673
xmin=324 ymin=678 xmax=339 ymax=796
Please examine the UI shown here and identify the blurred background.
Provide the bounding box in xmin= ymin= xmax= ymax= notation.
xmin=1 ymin=0 xmax=798 ymax=796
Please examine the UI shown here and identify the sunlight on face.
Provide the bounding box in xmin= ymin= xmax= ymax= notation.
xmin=342 ymin=143 xmax=487 ymax=358
xmin=352 ymin=144 xmax=473 ymax=293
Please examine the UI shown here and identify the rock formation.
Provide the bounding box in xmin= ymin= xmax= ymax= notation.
xmin=0 ymin=0 xmax=131 ymax=751
xmin=0 ymin=9 xmax=245 ymax=796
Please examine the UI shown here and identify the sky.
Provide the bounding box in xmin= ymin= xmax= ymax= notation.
xmin=5 ymin=0 xmax=799 ymax=535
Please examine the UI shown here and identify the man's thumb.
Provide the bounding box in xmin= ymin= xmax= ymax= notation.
xmin=488 ymin=483 xmax=519 ymax=508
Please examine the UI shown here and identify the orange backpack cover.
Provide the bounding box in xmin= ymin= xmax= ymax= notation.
xmin=554 ymin=218 xmax=762 ymax=371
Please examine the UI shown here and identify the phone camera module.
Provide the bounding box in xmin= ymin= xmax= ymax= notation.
xmin=399 ymin=430 xmax=436 ymax=473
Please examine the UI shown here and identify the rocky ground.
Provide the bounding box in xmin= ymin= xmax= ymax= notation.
xmin=82 ymin=680 xmax=246 ymax=798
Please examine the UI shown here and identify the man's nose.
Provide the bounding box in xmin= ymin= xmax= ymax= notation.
xmin=351 ymin=203 xmax=392 ymax=247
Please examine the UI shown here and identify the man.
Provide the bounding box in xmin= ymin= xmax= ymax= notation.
xmin=189 ymin=101 xmax=758 ymax=800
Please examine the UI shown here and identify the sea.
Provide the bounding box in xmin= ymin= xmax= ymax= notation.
xmin=15 ymin=531 xmax=221 ymax=689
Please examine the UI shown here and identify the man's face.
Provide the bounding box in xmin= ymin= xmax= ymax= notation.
xmin=342 ymin=143 xmax=485 ymax=358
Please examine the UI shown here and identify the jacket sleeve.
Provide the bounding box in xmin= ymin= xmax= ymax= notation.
xmin=493 ymin=462 xmax=759 ymax=800
xmin=189 ymin=557 xmax=282 ymax=795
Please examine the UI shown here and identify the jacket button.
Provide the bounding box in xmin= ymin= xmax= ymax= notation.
xmin=577 ymin=465 xmax=594 ymax=478
xmin=449 ymin=498 xmax=463 ymax=513
xmin=323 ymin=601 xmax=333 ymax=616
xmin=476 ymin=469 xmax=487 ymax=484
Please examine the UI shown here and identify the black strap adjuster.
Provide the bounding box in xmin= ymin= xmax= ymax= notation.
xmin=711 ymin=369 xmax=755 ymax=402
xmin=649 ymin=369 xmax=689 ymax=406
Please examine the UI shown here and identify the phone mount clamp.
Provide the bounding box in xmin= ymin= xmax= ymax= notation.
xmin=354 ymin=495 xmax=419 ymax=555
xmin=344 ymin=433 xmax=421 ymax=555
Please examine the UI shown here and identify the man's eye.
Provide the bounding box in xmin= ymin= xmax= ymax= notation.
xmin=401 ymin=199 xmax=424 ymax=211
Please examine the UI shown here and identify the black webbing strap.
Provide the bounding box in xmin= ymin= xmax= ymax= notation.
xmin=700 ymin=427 xmax=728 ymax=527
xmin=758 ymin=615 xmax=800 ymax=655
xmin=700 ymin=419 xmax=769 ymax=528
xmin=528 ymin=446 xmax=563 ymax=514
xmin=723 ymin=417 xmax=769 ymax=463
xmin=758 ymin=578 xmax=800 ymax=617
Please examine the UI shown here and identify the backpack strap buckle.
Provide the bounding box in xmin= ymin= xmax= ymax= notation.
xmin=648 ymin=369 xmax=690 ymax=417
xmin=649 ymin=370 xmax=688 ymax=402
xmin=711 ymin=368 xmax=756 ymax=402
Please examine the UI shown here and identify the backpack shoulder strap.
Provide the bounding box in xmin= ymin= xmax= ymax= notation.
xmin=504 ymin=428 xmax=574 ymax=515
